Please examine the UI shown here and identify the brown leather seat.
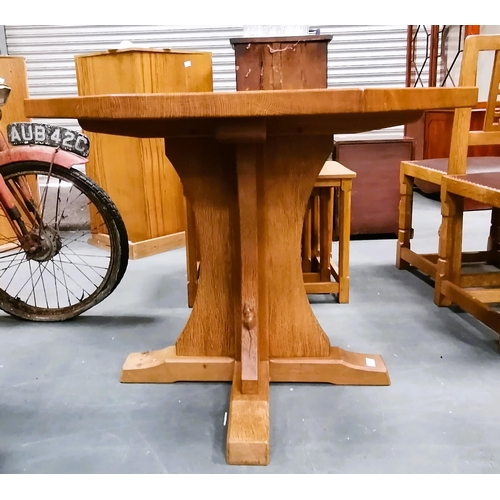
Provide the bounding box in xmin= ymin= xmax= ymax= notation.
xmin=411 ymin=157 xmax=500 ymax=173
xmin=410 ymin=158 xmax=500 ymax=194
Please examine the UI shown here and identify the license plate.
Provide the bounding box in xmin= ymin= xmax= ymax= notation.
xmin=7 ymin=122 xmax=90 ymax=158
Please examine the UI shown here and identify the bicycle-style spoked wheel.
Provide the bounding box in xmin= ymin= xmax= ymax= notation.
xmin=0 ymin=161 xmax=129 ymax=321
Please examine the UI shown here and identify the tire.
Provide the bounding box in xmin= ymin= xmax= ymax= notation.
xmin=0 ymin=161 xmax=129 ymax=321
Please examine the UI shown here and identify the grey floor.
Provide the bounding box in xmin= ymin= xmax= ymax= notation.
xmin=1 ymin=192 xmax=499 ymax=474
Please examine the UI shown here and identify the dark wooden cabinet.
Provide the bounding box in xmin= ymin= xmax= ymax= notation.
xmin=334 ymin=138 xmax=415 ymax=236
xmin=230 ymin=35 xmax=332 ymax=91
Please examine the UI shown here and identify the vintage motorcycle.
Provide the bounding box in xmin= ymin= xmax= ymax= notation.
xmin=0 ymin=78 xmax=128 ymax=321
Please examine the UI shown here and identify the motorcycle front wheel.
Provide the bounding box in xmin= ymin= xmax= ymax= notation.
xmin=0 ymin=161 xmax=129 ymax=321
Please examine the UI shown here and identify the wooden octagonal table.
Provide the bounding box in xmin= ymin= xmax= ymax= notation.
xmin=25 ymin=86 xmax=477 ymax=465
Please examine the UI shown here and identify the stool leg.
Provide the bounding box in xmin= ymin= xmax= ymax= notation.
xmin=302 ymin=196 xmax=313 ymax=273
xmin=434 ymin=183 xmax=463 ymax=307
xmin=185 ymin=197 xmax=198 ymax=308
xmin=311 ymin=192 xmax=321 ymax=272
xmin=338 ymin=180 xmax=352 ymax=304
xmin=319 ymin=187 xmax=334 ymax=284
xmin=397 ymin=169 xmax=414 ymax=270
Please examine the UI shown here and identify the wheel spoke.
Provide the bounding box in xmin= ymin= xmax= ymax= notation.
xmin=57 ymin=184 xmax=77 ymax=229
xmin=50 ymin=258 xmax=94 ymax=299
xmin=59 ymin=229 xmax=93 ymax=248
xmin=52 ymin=260 xmax=60 ymax=309
xmin=17 ymin=259 xmax=50 ymax=302
xmin=59 ymin=217 xmax=109 ymax=248
xmin=24 ymin=259 xmax=84 ymax=306
xmin=59 ymin=245 xmax=107 ymax=281
xmin=0 ymin=247 xmax=23 ymax=259
xmin=39 ymin=262 xmax=50 ymax=309
xmin=4 ymin=252 xmax=28 ymax=291
xmin=54 ymin=179 xmax=61 ymax=231
xmin=29 ymin=260 xmax=37 ymax=308
xmin=58 ymin=248 xmax=106 ymax=284
xmin=58 ymin=253 xmax=72 ymax=306
xmin=0 ymin=250 xmax=25 ymax=276
xmin=46 ymin=191 xmax=87 ymax=229
xmin=55 ymin=258 xmax=109 ymax=270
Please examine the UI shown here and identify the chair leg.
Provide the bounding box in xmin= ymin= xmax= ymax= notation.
xmin=338 ymin=180 xmax=352 ymax=304
xmin=396 ymin=170 xmax=414 ymax=270
xmin=434 ymin=184 xmax=463 ymax=307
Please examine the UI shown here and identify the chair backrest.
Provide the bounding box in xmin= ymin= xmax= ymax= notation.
xmin=448 ymin=35 xmax=500 ymax=174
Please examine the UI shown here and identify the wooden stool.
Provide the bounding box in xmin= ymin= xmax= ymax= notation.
xmin=302 ymin=161 xmax=356 ymax=303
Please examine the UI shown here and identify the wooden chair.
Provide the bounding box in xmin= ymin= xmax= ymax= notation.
xmin=432 ymin=39 xmax=500 ymax=345
xmin=302 ymin=161 xmax=356 ymax=303
xmin=436 ymin=173 xmax=500 ymax=348
xmin=185 ymin=160 xmax=356 ymax=307
xmin=397 ymin=34 xmax=500 ymax=282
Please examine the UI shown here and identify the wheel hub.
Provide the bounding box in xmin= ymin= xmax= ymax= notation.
xmin=22 ymin=227 xmax=62 ymax=262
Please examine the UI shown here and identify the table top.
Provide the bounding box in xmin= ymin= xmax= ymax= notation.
xmin=24 ymin=87 xmax=478 ymax=139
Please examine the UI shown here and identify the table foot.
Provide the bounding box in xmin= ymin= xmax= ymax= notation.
xmin=120 ymin=346 xmax=234 ymax=383
xmin=270 ymin=347 xmax=390 ymax=386
xmin=226 ymin=361 xmax=270 ymax=466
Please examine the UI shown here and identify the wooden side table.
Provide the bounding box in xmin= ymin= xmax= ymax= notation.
xmin=25 ymin=85 xmax=478 ymax=466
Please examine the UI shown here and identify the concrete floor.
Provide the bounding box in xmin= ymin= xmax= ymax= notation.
xmin=1 ymin=192 xmax=499 ymax=474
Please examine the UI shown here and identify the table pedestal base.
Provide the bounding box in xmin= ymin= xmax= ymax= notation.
xmin=121 ymin=346 xmax=389 ymax=385
xmin=121 ymin=346 xmax=389 ymax=465
xmin=227 ymin=361 xmax=270 ymax=465
xmin=118 ymin=131 xmax=391 ymax=466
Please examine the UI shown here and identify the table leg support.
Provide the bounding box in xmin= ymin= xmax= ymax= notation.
xmin=237 ymin=144 xmax=261 ymax=395
xmin=270 ymin=347 xmax=390 ymax=385
xmin=227 ymin=361 xmax=270 ymax=465
xmin=120 ymin=346 xmax=234 ymax=383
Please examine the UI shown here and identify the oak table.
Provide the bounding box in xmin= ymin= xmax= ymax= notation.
xmin=25 ymin=86 xmax=478 ymax=466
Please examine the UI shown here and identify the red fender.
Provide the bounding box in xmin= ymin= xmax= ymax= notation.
xmin=0 ymin=145 xmax=88 ymax=169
